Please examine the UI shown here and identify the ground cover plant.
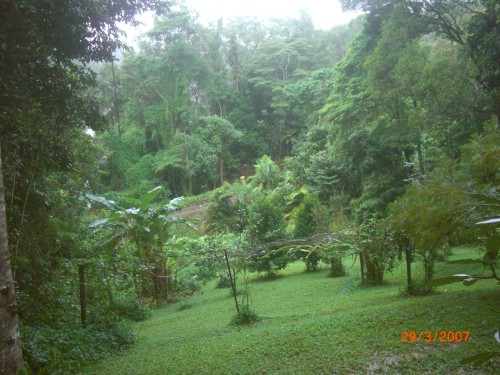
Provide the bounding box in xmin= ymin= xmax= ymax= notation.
xmin=85 ymin=247 xmax=499 ymax=374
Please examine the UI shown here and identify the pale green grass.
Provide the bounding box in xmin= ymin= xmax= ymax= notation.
xmin=85 ymin=247 xmax=499 ymax=374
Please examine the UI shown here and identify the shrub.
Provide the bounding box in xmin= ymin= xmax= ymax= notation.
xmin=204 ymin=189 xmax=248 ymax=234
xmin=400 ymin=280 xmax=435 ymax=296
xmin=21 ymin=316 xmax=135 ymax=374
xmin=177 ymin=302 xmax=194 ymax=311
xmin=230 ymin=306 xmax=261 ymax=325
xmin=216 ymin=274 xmax=234 ymax=289
xmin=304 ymin=251 xmax=321 ymax=272
xmin=320 ymin=242 xmax=348 ymax=277
xmin=246 ymin=194 xmax=288 ymax=276
xmin=112 ymin=298 xmax=152 ymax=322
xmin=293 ymin=194 xmax=327 ymax=271
xmin=172 ymin=275 xmax=203 ymax=299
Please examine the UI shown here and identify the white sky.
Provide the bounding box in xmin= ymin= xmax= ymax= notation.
xmin=183 ymin=0 xmax=360 ymax=29
xmin=123 ymin=0 xmax=361 ymax=48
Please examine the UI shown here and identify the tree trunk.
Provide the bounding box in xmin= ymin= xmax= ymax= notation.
xmin=0 ymin=143 xmax=24 ymax=374
xmin=423 ymin=251 xmax=435 ymax=282
xmin=166 ymin=265 xmax=172 ymax=301
xmin=79 ymin=264 xmax=87 ymax=326
xmin=152 ymin=270 xmax=159 ymax=302
xmin=359 ymin=252 xmax=365 ymax=285
xmin=111 ymin=59 xmax=121 ymax=137
xmin=219 ymin=155 xmax=224 ymax=186
xmin=405 ymin=246 xmax=412 ymax=291
xmin=329 ymin=257 xmax=346 ymax=277
xmin=416 ymin=135 xmax=425 ymax=177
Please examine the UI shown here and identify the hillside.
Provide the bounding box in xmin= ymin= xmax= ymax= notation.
xmin=86 ymin=247 xmax=499 ymax=374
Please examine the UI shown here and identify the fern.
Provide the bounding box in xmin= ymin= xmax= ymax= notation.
xmin=338 ymin=276 xmax=359 ymax=294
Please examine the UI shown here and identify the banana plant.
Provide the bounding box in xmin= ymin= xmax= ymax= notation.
xmin=87 ymin=186 xmax=196 ymax=301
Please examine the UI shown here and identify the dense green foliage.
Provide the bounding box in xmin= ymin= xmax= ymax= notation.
xmin=1 ymin=0 xmax=498 ymax=372
xmin=96 ymin=10 xmax=364 ymax=196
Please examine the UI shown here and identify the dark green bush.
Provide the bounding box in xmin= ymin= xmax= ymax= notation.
xmin=167 ymin=274 xmax=204 ymax=305
xmin=230 ymin=306 xmax=260 ymax=326
xmin=293 ymin=193 xmax=330 ymax=271
xmin=112 ymin=298 xmax=152 ymax=322
xmin=204 ymin=190 xmax=248 ymax=234
xmin=304 ymin=252 xmax=321 ymax=271
xmin=400 ymin=280 xmax=435 ymax=297
xmin=177 ymin=302 xmax=194 ymax=311
xmin=21 ymin=316 xmax=135 ymax=374
xmin=356 ymin=221 xmax=399 ymax=285
xmin=246 ymin=194 xmax=289 ymax=276
xmin=216 ymin=274 xmax=234 ymax=289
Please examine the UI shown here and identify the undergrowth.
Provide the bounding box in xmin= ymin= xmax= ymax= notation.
xmin=22 ymin=316 xmax=134 ymax=374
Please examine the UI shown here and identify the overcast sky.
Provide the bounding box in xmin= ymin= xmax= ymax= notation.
xmin=183 ymin=0 xmax=360 ymax=29
xmin=123 ymin=0 xmax=361 ymax=48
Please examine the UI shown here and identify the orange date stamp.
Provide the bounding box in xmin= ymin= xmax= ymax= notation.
xmin=401 ymin=331 xmax=470 ymax=343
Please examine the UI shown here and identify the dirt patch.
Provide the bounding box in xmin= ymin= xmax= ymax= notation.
xmin=365 ymin=345 xmax=480 ymax=375
xmin=366 ymin=353 xmax=401 ymax=374
xmin=172 ymin=201 xmax=209 ymax=221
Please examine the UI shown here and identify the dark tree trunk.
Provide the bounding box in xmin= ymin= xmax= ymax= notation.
xmin=329 ymin=257 xmax=346 ymax=277
xmin=416 ymin=135 xmax=425 ymax=177
xmin=79 ymin=264 xmax=87 ymax=326
xmin=405 ymin=246 xmax=412 ymax=291
xmin=220 ymin=156 xmax=224 ymax=186
xmin=423 ymin=251 xmax=435 ymax=282
xmin=0 ymin=143 xmax=24 ymax=374
xmin=359 ymin=252 xmax=365 ymax=285
xmin=166 ymin=265 xmax=172 ymax=301
xmin=152 ymin=269 xmax=159 ymax=302
xmin=360 ymin=251 xmax=384 ymax=286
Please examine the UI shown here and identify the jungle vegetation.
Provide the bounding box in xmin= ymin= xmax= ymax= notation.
xmin=0 ymin=0 xmax=498 ymax=373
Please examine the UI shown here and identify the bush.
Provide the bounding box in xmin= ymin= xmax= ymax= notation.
xmin=246 ymin=194 xmax=289 ymax=276
xmin=177 ymin=302 xmax=194 ymax=311
xmin=400 ymin=280 xmax=435 ymax=297
xmin=293 ymin=193 xmax=330 ymax=271
xmin=216 ymin=274 xmax=234 ymax=289
xmin=204 ymin=190 xmax=248 ymax=234
xmin=230 ymin=306 xmax=261 ymax=325
xmin=21 ymin=316 xmax=135 ymax=374
xmin=112 ymin=298 xmax=151 ymax=322
xmin=173 ymin=275 xmax=203 ymax=298
xmin=304 ymin=252 xmax=321 ymax=272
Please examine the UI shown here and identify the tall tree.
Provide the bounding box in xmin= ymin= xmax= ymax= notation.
xmin=0 ymin=1 xmax=170 ymax=372
xmin=341 ymin=0 xmax=500 ymax=120
xmin=0 ymin=144 xmax=22 ymax=375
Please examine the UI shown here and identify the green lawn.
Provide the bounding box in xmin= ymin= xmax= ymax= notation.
xmin=85 ymin=247 xmax=499 ymax=374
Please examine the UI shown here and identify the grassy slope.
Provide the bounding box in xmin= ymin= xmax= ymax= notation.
xmin=86 ymin=247 xmax=499 ymax=374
